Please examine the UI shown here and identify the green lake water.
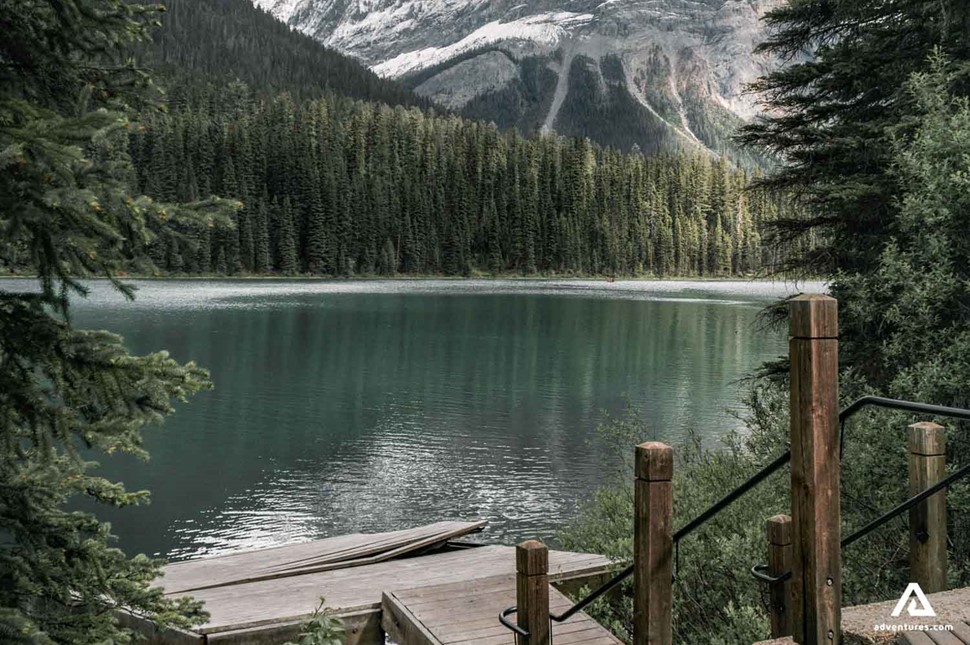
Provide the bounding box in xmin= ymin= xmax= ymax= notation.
xmin=8 ymin=278 xmax=819 ymax=560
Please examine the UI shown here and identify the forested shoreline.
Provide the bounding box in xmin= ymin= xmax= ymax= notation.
xmin=127 ymin=85 xmax=793 ymax=279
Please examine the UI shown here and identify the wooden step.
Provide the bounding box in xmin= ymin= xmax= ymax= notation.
xmin=382 ymin=574 xmax=623 ymax=645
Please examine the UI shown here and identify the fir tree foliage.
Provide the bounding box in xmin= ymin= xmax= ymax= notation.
xmin=0 ymin=0 xmax=237 ymax=640
xmin=129 ymin=86 xmax=791 ymax=278
xmin=741 ymin=0 xmax=970 ymax=280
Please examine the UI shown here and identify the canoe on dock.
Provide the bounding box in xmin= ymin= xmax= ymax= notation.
xmin=123 ymin=521 xmax=619 ymax=644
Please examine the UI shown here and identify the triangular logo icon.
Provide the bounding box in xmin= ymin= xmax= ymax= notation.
xmin=890 ymin=583 xmax=936 ymax=617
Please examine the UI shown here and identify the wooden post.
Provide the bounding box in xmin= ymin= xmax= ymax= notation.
xmin=516 ymin=540 xmax=550 ymax=645
xmin=789 ymin=294 xmax=840 ymax=644
xmin=634 ymin=442 xmax=673 ymax=645
xmin=767 ymin=514 xmax=793 ymax=639
xmin=908 ymin=421 xmax=948 ymax=593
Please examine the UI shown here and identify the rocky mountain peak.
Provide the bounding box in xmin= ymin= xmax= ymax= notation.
xmin=254 ymin=0 xmax=782 ymax=163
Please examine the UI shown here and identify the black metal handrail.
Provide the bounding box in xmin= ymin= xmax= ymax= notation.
xmin=842 ymin=461 xmax=970 ymax=549
xmin=499 ymin=450 xmax=797 ymax=638
xmin=499 ymin=606 xmax=529 ymax=638
xmin=752 ymin=460 xmax=970 ymax=586
xmin=750 ymin=396 xmax=970 ymax=588
xmin=500 ymin=395 xmax=970 ymax=640
xmin=837 ymin=396 xmax=970 ymax=456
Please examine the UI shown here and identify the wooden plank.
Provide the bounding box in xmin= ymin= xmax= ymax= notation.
xmin=928 ymin=629 xmax=966 ymax=645
xmin=386 ymin=574 xmax=622 ymax=645
xmin=909 ymin=422 xmax=948 ymax=594
xmin=212 ymin=523 xmax=486 ymax=588
xmin=433 ymin=614 xmax=593 ymax=640
xmin=634 ymin=441 xmax=673 ymax=645
xmin=180 ymin=545 xmax=613 ymax=635
xmin=437 ymin=616 xmax=600 ymax=642
xmin=160 ymin=520 xmax=485 ymax=594
xmin=386 ymin=574 xmax=517 ymax=604
xmin=207 ymin=607 xmax=381 ymax=645
xmin=383 ymin=591 xmax=440 ymax=645
xmin=270 ymin=521 xmax=483 ymax=571
xmin=900 ymin=632 xmax=938 ymax=645
xmin=951 ymin=622 xmax=970 ymax=644
xmin=789 ymin=294 xmax=841 ymax=644
xmin=114 ymin=609 xmax=203 ymax=644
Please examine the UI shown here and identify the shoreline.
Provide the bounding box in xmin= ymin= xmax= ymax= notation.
xmin=0 ymin=273 xmax=818 ymax=284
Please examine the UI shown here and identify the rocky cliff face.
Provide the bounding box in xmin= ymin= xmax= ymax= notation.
xmin=254 ymin=0 xmax=781 ymax=162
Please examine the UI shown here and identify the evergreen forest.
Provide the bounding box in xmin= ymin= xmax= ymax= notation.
xmin=111 ymin=0 xmax=792 ymax=279
xmin=130 ymin=86 xmax=789 ymax=277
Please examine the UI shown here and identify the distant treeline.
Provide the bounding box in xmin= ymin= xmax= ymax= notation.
xmin=130 ymin=85 xmax=793 ymax=277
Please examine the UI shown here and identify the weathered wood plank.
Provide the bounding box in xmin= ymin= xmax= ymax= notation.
xmin=173 ymin=545 xmax=612 ymax=636
xmin=206 ymin=608 xmax=380 ymax=645
xmin=927 ymin=629 xmax=966 ymax=645
xmin=385 ymin=573 xmax=622 ymax=645
xmin=951 ymin=622 xmax=970 ymax=644
xmin=159 ymin=521 xmax=486 ymax=594
xmin=114 ymin=609 xmax=203 ymax=644
xmin=271 ymin=521 xmax=486 ymax=572
xmin=900 ymin=631 xmax=938 ymax=645
xmin=383 ymin=591 xmax=440 ymax=645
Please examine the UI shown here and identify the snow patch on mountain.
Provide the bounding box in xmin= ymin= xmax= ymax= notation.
xmin=372 ymin=12 xmax=593 ymax=78
xmin=253 ymin=0 xmax=301 ymax=21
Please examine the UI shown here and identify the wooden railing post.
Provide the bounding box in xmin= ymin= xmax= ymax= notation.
xmin=908 ymin=421 xmax=948 ymax=593
xmin=516 ymin=540 xmax=550 ymax=645
xmin=634 ymin=442 xmax=673 ymax=645
xmin=767 ymin=514 xmax=793 ymax=639
xmin=789 ymin=294 xmax=840 ymax=644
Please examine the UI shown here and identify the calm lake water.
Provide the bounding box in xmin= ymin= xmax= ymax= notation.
xmin=9 ymin=279 xmax=820 ymax=560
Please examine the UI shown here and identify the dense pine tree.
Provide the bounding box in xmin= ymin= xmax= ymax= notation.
xmin=147 ymin=0 xmax=428 ymax=109
xmin=126 ymin=86 xmax=789 ymax=278
xmin=742 ymin=0 xmax=970 ymax=382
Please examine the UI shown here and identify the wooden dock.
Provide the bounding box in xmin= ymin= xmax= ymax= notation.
xmin=128 ymin=521 xmax=618 ymax=644
xmin=383 ymin=574 xmax=623 ymax=645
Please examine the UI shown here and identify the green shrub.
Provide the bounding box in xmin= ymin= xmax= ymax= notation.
xmin=284 ymin=598 xmax=345 ymax=645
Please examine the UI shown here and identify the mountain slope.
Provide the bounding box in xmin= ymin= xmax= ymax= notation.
xmin=254 ymin=0 xmax=780 ymax=163
xmin=149 ymin=0 xmax=428 ymax=107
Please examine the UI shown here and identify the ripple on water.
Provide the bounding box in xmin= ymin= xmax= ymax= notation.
xmin=0 ymin=278 xmax=821 ymax=560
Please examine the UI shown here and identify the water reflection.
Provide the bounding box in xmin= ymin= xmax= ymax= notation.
xmin=2 ymin=279 xmax=814 ymax=560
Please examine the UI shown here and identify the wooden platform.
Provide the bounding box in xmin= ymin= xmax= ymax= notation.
xmin=128 ymin=522 xmax=617 ymax=644
xmin=898 ymin=622 xmax=970 ymax=645
xmin=754 ymin=586 xmax=970 ymax=645
xmin=382 ymin=574 xmax=624 ymax=645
